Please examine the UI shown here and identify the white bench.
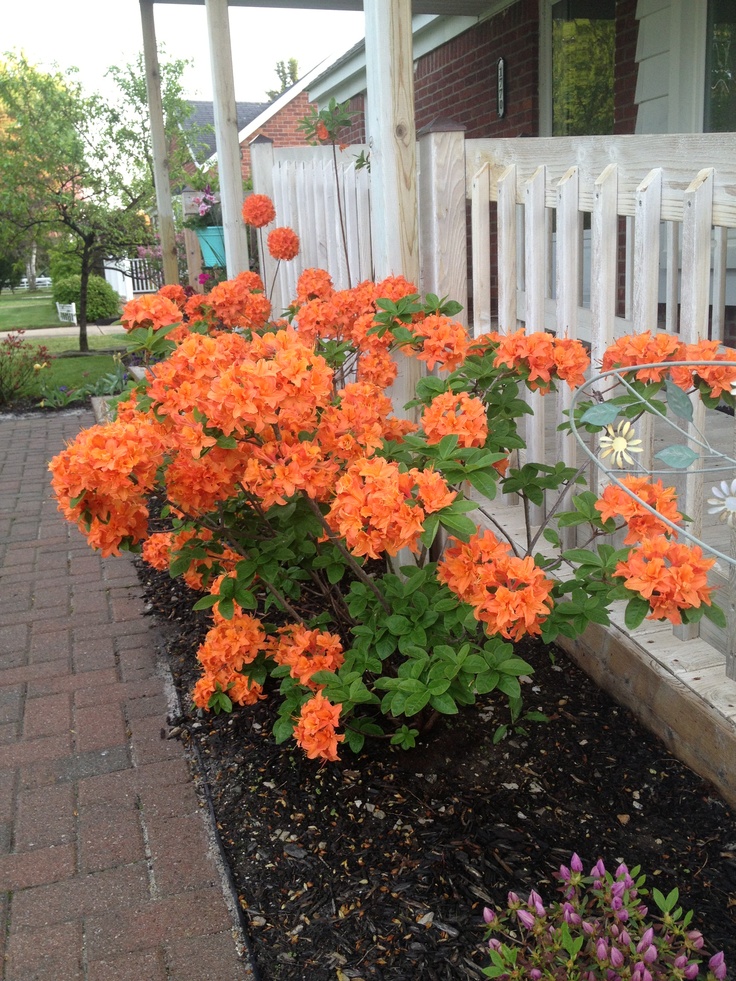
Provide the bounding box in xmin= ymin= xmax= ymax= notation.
xmin=56 ymin=302 xmax=77 ymax=326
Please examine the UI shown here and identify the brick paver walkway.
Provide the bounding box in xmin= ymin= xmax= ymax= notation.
xmin=0 ymin=410 xmax=255 ymax=981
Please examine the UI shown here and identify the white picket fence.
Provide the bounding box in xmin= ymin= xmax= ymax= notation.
xmin=252 ymin=131 xmax=736 ymax=681
xmin=250 ymin=142 xmax=373 ymax=316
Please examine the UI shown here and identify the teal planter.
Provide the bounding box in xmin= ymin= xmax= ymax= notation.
xmin=196 ymin=226 xmax=226 ymax=268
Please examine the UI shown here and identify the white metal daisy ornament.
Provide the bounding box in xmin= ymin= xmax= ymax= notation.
xmin=708 ymin=479 xmax=736 ymax=527
xmin=598 ymin=420 xmax=644 ymax=469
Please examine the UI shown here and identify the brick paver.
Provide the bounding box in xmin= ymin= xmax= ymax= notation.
xmin=0 ymin=411 xmax=254 ymax=980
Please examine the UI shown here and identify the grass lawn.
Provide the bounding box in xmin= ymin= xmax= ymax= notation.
xmin=3 ymin=330 xmax=133 ymax=407
xmin=0 ymin=288 xmax=62 ymax=331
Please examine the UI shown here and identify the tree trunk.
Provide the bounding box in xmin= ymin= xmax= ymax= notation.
xmin=78 ymin=244 xmax=92 ymax=353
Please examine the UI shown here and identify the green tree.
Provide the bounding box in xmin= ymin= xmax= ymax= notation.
xmin=266 ymin=58 xmax=299 ymax=101
xmin=0 ymin=51 xmax=201 ymax=350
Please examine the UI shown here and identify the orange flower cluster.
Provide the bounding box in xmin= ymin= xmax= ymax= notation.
xmin=268 ymin=226 xmax=300 ymax=261
xmin=326 ymin=457 xmax=455 ymax=559
xmin=595 ymin=477 xmax=682 ymax=545
xmin=437 ymin=530 xmax=554 ymax=642
xmin=242 ymin=193 xmax=276 ymax=228
xmin=121 ymin=294 xmax=182 ymax=334
xmin=49 ymin=419 xmax=165 ymax=556
xmin=674 ymin=340 xmax=736 ymax=399
xmin=296 ymin=267 xmax=334 ymax=304
xmin=293 ymin=277 xmax=417 ymax=350
xmin=205 ymin=271 xmax=271 ymax=330
xmin=422 ymin=391 xmax=488 ymax=448
xmin=493 ymin=330 xmax=589 ymax=391
xmin=293 ymin=690 xmax=344 ymax=761
xmin=266 ymin=624 xmax=344 ymax=688
xmin=317 ymin=381 xmax=414 ymax=465
xmin=408 ymin=314 xmax=470 ymax=372
xmin=600 ymin=333 xmax=736 ymax=400
xmin=141 ymin=530 xmax=239 ymax=591
xmin=157 ymin=284 xmax=189 ymax=310
xmin=192 ymin=612 xmax=267 ymax=709
xmin=602 ymin=331 xmax=684 ymax=383
xmin=614 ymin=535 xmax=715 ymax=624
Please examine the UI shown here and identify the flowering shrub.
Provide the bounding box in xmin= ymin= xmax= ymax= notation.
xmin=48 ymin=195 xmax=733 ymax=762
xmin=0 ymin=331 xmax=50 ymax=405
xmin=482 ymin=854 xmax=727 ymax=980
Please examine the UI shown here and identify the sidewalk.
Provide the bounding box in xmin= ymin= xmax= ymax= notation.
xmin=0 ymin=410 xmax=255 ymax=981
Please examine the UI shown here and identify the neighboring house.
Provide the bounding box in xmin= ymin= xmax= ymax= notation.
xmin=198 ymin=55 xmax=354 ymax=184
xmin=183 ymin=99 xmax=270 ymax=169
xmin=308 ymin=1 xmax=735 ymax=141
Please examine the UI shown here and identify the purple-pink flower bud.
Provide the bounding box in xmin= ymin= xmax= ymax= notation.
xmin=488 ymin=938 xmax=502 ymax=951
xmin=507 ymin=891 xmax=520 ymax=906
xmin=591 ymin=859 xmax=606 ymax=878
xmin=517 ymin=908 xmax=535 ymax=930
xmin=709 ymin=951 xmax=727 ymax=980
xmin=571 ymin=853 xmax=584 ymax=873
xmin=483 ymin=907 xmax=496 ymax=925
xmin=684 ymin=965 xmax=699 ymax=980
xmin=582 ymin=920 xmax=595 ymax=935
xmin=637 ymin=928 xmax=654 ymax=952
xmin=610 ymin=947 xmax=625 ymax=968
xmin=687 ymin=930 xmax=705 ymax=950
xmin=528 ymin=889 xmax=546 ymax=916
xmin=530 ymin=971 xmax=542 ymax=980
xmin=562 ymin=902 xmax=582 ymax=925
xmin=596 ymin=938 xmax=609 ymax=961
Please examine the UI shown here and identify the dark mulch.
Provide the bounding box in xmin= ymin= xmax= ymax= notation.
xmin=136 ymin=561 xmax=736 ymax=981
xmin=8 ymin=392 xmax=732 ymax=978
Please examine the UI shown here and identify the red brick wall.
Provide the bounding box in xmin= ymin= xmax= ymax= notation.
xmin=614 ymin=0 xmax=639 ymax=135
xmin=415 ymin=0 xmax=540 ymax=138
xmin=240 ymin=92 xmax=315 ymax=182
xmin=331 ymin=0 xmax=639 ymax=143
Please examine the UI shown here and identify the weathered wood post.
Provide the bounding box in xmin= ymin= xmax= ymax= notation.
xmin=417 ymin=119 xmax=468 ymax=324
xmin=364 ymin=0 xmax=421 ymax=419
xmin=204 ymin=0 xmax=249 ymax=277
xmin=139 ymin=0 xmax=179 ymax=286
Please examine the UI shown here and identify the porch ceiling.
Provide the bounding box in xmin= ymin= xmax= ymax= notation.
xmin=151 ymin=0 xmax=493 ymax=13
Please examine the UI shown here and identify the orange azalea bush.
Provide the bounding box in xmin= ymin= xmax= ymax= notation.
xmin=49 ymin=199 xmax=730 ymax=762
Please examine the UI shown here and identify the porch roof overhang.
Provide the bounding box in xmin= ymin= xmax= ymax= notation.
xmin=150 ymin=0 xmax=492 ymax=12
xmin=143 ymin=0 xmax=471 ymax=286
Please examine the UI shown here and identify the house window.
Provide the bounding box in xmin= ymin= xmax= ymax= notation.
xmin=551 ymin=0 xmax=616 ymax=136
xmin=704 ymin=0 xmax=736 ymax=132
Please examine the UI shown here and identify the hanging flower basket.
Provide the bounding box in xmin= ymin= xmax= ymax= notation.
xmin=196 ymin=226 xmax=226 ymax=268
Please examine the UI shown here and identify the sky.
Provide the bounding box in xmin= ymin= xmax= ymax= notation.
xmin=3 ymin=0 xmax=366 ymax=102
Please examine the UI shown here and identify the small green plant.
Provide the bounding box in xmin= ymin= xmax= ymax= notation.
xmin=52 ymin=274 xmax=120 ymax=323
xmin=482 ymin=854 xmax=727 ymax=980
xmin=0 ymin=332 xmax=50 ymax=405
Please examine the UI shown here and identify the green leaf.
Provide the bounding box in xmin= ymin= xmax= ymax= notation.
xmin=192 ymin=594 xmax=219 ymax=611
xmin=466 ymin=469 xmax=499 ymax=500
xmin=624 ymin=595 xmax=650 ymax=630
xmin=665 ymin=379 xmax=694 ymax=422
xmin=429 ymin=692 xmax=459 ymax=714
xmin=273 ymin=716 xmax=296 ymax=744
xmin=385 ymin=614 xmax=412 ymax=636
xmin=403 ymin=690 xmax=432 ymax=716
xmin=704 ymin=602 xmax=727 ymax=629
xmin=217 ymin=597 xmax=235 ymax=620
xmin=654 ymin=444 xmax=699 ymax=469
xmin=580 ymin=402 xmax=621 ymax=427
xmin=439 ymin=512 xmax=478 ymax=538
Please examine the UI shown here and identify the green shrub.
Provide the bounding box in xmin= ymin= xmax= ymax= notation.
xmin=52 ymin=275 xmax=121 ymax=323
xmin=48 ymin=248 xmax=82 ymax=283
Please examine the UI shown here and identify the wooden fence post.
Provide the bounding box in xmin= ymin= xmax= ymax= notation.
xmin=417 ymin=119 xmax=468 ymax=324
